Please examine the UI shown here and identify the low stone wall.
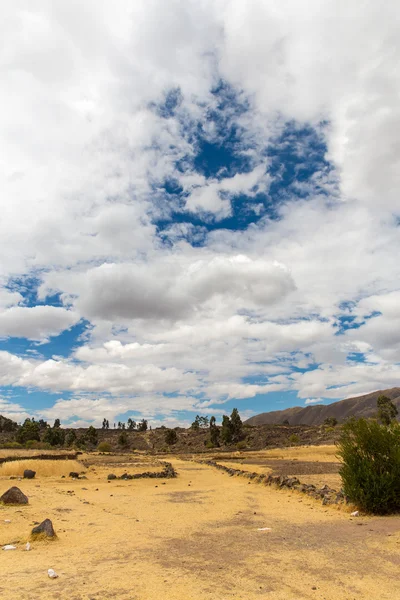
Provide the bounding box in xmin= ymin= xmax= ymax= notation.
xmin=107 ymin=461 xmax=177 ymax=480
xmin=197 ymin=459 xmax=347 ymax=506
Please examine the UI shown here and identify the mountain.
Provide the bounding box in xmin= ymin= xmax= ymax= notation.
xmin=244 ymin=388 xmax=400 ymax=426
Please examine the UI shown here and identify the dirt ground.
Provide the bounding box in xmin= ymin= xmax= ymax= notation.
xmin=1 ymin=449 xmax=399 ymax=600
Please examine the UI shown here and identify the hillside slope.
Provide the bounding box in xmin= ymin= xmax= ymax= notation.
xmin=245 ymin=387 xmax=400 ymax=426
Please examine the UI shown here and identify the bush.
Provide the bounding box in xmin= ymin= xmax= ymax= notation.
xmin=0 ymin=441 xmax=23 ymax=449
xmin=164 ymin=429 xmax=177 ymax=445
xmin=25 ymin=440 xmax=52 ymax=450
xmin=236 ymin=440 xmax=247 ymax=450
xmin=205 ymin=440 xmax=214 ymax=449
xmin=288 ymin=434 xmax=300 ymax=445
xmin=97 ymin=441 xmax=112 ymax=453
xmin=338 ymin=418 xmax=400 ymax=514
xmin=118 ymin=431 xmax=128 ymax=447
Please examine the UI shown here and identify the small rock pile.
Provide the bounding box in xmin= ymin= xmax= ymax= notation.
xmin=107 ymin=461 xmax=177 ymax=481
xmin=198 ymin=460 xmax=348 ymax=506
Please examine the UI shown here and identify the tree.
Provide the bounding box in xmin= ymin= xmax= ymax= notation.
xmin=282 ymin=419 xmax=290 ymax=426
xmin=230 ymin=408 xmax=243 ymax=442
xmin=137 ymin=419 xmax=148 ymax=432
xmin=38 ymin=419 xmax=48 ymax=430
xmin=53 ymin=418 xmax=61 ymax=429
xmin=118 ymin=431 xmax=128 ymax=447
xmin=209 ymin=416 xmax=220 ymax=447
xmin=191 ymin=415 xmax=209 ymax=430
xmin=324 ymin=416 xmax=338 ymax=427
xmin=102 ymin=418 xmax=108 ymax=429
xmin=127 ymin=418 xmax=136 ymax=430
xmin=377 ymin=395 xmax=398 ymax=426
xmin=16 ymin=419 xmax=40 ymax=444
xmin=220 ymin=415 xmax=233 ymax=445
xmin=338 ymin=418 xmax=400 ymax=514
xmin=165 ymin=429 xmax=178 ymax=445
xmin=65 ymin=429 xmax=77 ymax=447
xmin=43 ymin=427 xmax=65 ymax=447
xmin=85 ymin=426 xmax=98 ymax=447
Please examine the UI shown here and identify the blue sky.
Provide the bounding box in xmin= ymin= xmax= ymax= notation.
xmin=1 ymin=1 xmax=400 ymax=427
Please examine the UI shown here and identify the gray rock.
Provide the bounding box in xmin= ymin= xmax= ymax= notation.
xmin=31 ymin=518 xmax=56 ymax=538
xmin=23 ymin=469 xmax=36 ymax=479
xmin=107 ymin=474 xmax=117 ymax=480
xmin=0 ymin=486 xmax=29 ymax=505
xmin=69 ymin=472 xmax=80 ymax=479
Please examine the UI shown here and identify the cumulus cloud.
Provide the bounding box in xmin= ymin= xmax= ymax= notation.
xmin=0 ymin=306 xmax=79 ymax=341
xmin=0 ymin=1 xmax=399 ymax=423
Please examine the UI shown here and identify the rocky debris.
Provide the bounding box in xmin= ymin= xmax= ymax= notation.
xmin=69 ymin=472 xmax=80 ymax=479
xmin=0 ymin=486 xmax=29 ymax=505
xmin=196 ymin=459 xmax=349 ymax=508
xmin=107 ymin=462 xmax=177 ymax=481
xmin=31 ymin=519 xmax=56 ymax=538
xmin=3 ymin=545 xmax=16 ymax=551
xmin=351 ymin=510 xmax=360 ymax=517
xmin=23 ymin=469 xmax=36 ymax=479
xmin=48 ymin=568 xmax=58 ymax=579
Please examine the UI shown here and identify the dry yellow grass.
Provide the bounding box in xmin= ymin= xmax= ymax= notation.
xmin=0 ymin=455 xmax=399 ymax=600
xmin=0 ymin=449 xmax=72 ymax=459
xmin=0 ymin=459 xmax=83 ymax=477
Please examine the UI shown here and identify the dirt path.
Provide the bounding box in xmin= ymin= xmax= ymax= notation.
xmin=0 ymin=458 xmax=399 ymax=599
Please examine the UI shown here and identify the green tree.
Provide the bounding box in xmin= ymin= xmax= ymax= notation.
xmin=15 ymin=419 xmax=40 ymax=444
xmin=209 ymin=416 xmax=220 ymax=447
xmin=65 ymin=429 xmax=77 ymax=447
xmin=85 ymin=426 xmax=98 ymax=447
xmin=43 ymin=427 xmax=65 ymax=447
xmin=165 ymin=429 xmax=178 ymax=445
xmin=53 ymin=418 xmax=61 ymax=428
xmin=127 ymin=418 xmax=136 ymax=430
xmin=338 ymin=418 xmax=400 ymax=514
xmin=118 ymin=431 xmax=128 ymax=447
xmin=230 ymin=408 xmax=243 ymax=442
xmin=324 ymin=416 xmax=338 ymax=427
xmin=137 ymin=419 xmax=148 ymax=432
xmin=191 ymin=415 xmax=201 ymax=430
xmin=220 ymin=415 xmax=233 ymax=445
xmin=377 ymin=395 xmax=398 ymax=426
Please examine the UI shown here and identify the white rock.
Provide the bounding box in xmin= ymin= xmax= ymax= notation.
xmin=351 ymin=510 xmax=360 ymax=517
xmin=3 ymin=545 xmax=16 ymax=550
xmin=25 ymin=542 xmax=31 ymax=551
xmin=257 ymin=527 xmax=272 ymax=531
xmin=48 ymin=569 xmax=58 ymax=579
xmin=4 ymin=519 xmax=11 ymax=523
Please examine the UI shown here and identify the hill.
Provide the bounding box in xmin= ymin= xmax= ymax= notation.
xmin=244 ymin=387 xmax=400 ymax=426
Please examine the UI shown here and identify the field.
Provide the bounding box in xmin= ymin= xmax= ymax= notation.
xmin=1 ymin=447 xmax=399 ymax=599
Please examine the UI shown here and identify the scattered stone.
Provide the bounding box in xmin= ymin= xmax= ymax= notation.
xmin=23 ymin=469 xmax=36 ymax=479
xmin=4 ymin=519 xmax=11 ymax=523
xmin=107 ymin=474 xmax=117 ymax=480
xmin=26 ymin=542 xmax=31 ymax=551
xmin=351 ymin=510 xmax=360 ymax=517
xmin=2 ymin=545 xmax=16 ymax=551
xmin=48 ymin=569 xmax=58 ymax=579
xmin=69 ymin=472 xmax=79 ymax=479
xmin=31 ymin=519 xmax=56 ymax=538
xmin=0 ymin=486 xmax=29 ymax=505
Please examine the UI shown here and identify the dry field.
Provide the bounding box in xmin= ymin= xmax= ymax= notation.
xmin=0 ymin=447 xmax=399 ymax=600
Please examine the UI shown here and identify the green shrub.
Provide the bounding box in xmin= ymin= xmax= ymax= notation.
xmin=289 ymin=434 xmax=300 ymax=445
xmin=25 ymin=440 xmax=52 ymax=450
xmin=0 ymin=441 xmax=23 ymax=449
xmin=236 ymin=440 xmax=247 ymax=450
xmin=338 ymin=418 xmax=400 ymax=514
xmin=205 ymin=440 xmax=214 ymax=449
xmin=164 ymin=429 xmax=178 ymax=445
xmin=118 ymin=431 xmax=128 ymax=447
xmin=97 ymin=441 xmax=112 ymax=453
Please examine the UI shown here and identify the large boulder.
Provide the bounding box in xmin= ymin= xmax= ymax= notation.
xmin=0 ymin=486 xmax=29 ymax=505
xmin=23 ymin=469 xmax=36 ymax=479
xmin=31 ymin=518 xmax=56 ymax=538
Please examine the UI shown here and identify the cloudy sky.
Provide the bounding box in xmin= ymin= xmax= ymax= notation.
xmin=1 ymin=1 xmax=399 ymax=427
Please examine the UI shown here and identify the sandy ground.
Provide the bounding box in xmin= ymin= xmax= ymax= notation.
xmin=1 ymin=454 xmax=399 ymax=600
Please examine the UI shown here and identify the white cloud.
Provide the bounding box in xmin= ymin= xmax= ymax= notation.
xmin=304 ymin=398 xmax=323 ymax=406
xmin=0 ymin=1 xmax=399 ymax=423
xmin=0 ymin=306 xmax=79 ymax=341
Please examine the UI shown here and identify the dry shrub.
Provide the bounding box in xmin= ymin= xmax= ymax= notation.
xmin=0 ymin=459 xmax=83 ymax=477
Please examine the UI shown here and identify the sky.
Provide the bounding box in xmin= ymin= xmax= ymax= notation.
xmin=0 ymin=0 xmax=400 ymax=428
